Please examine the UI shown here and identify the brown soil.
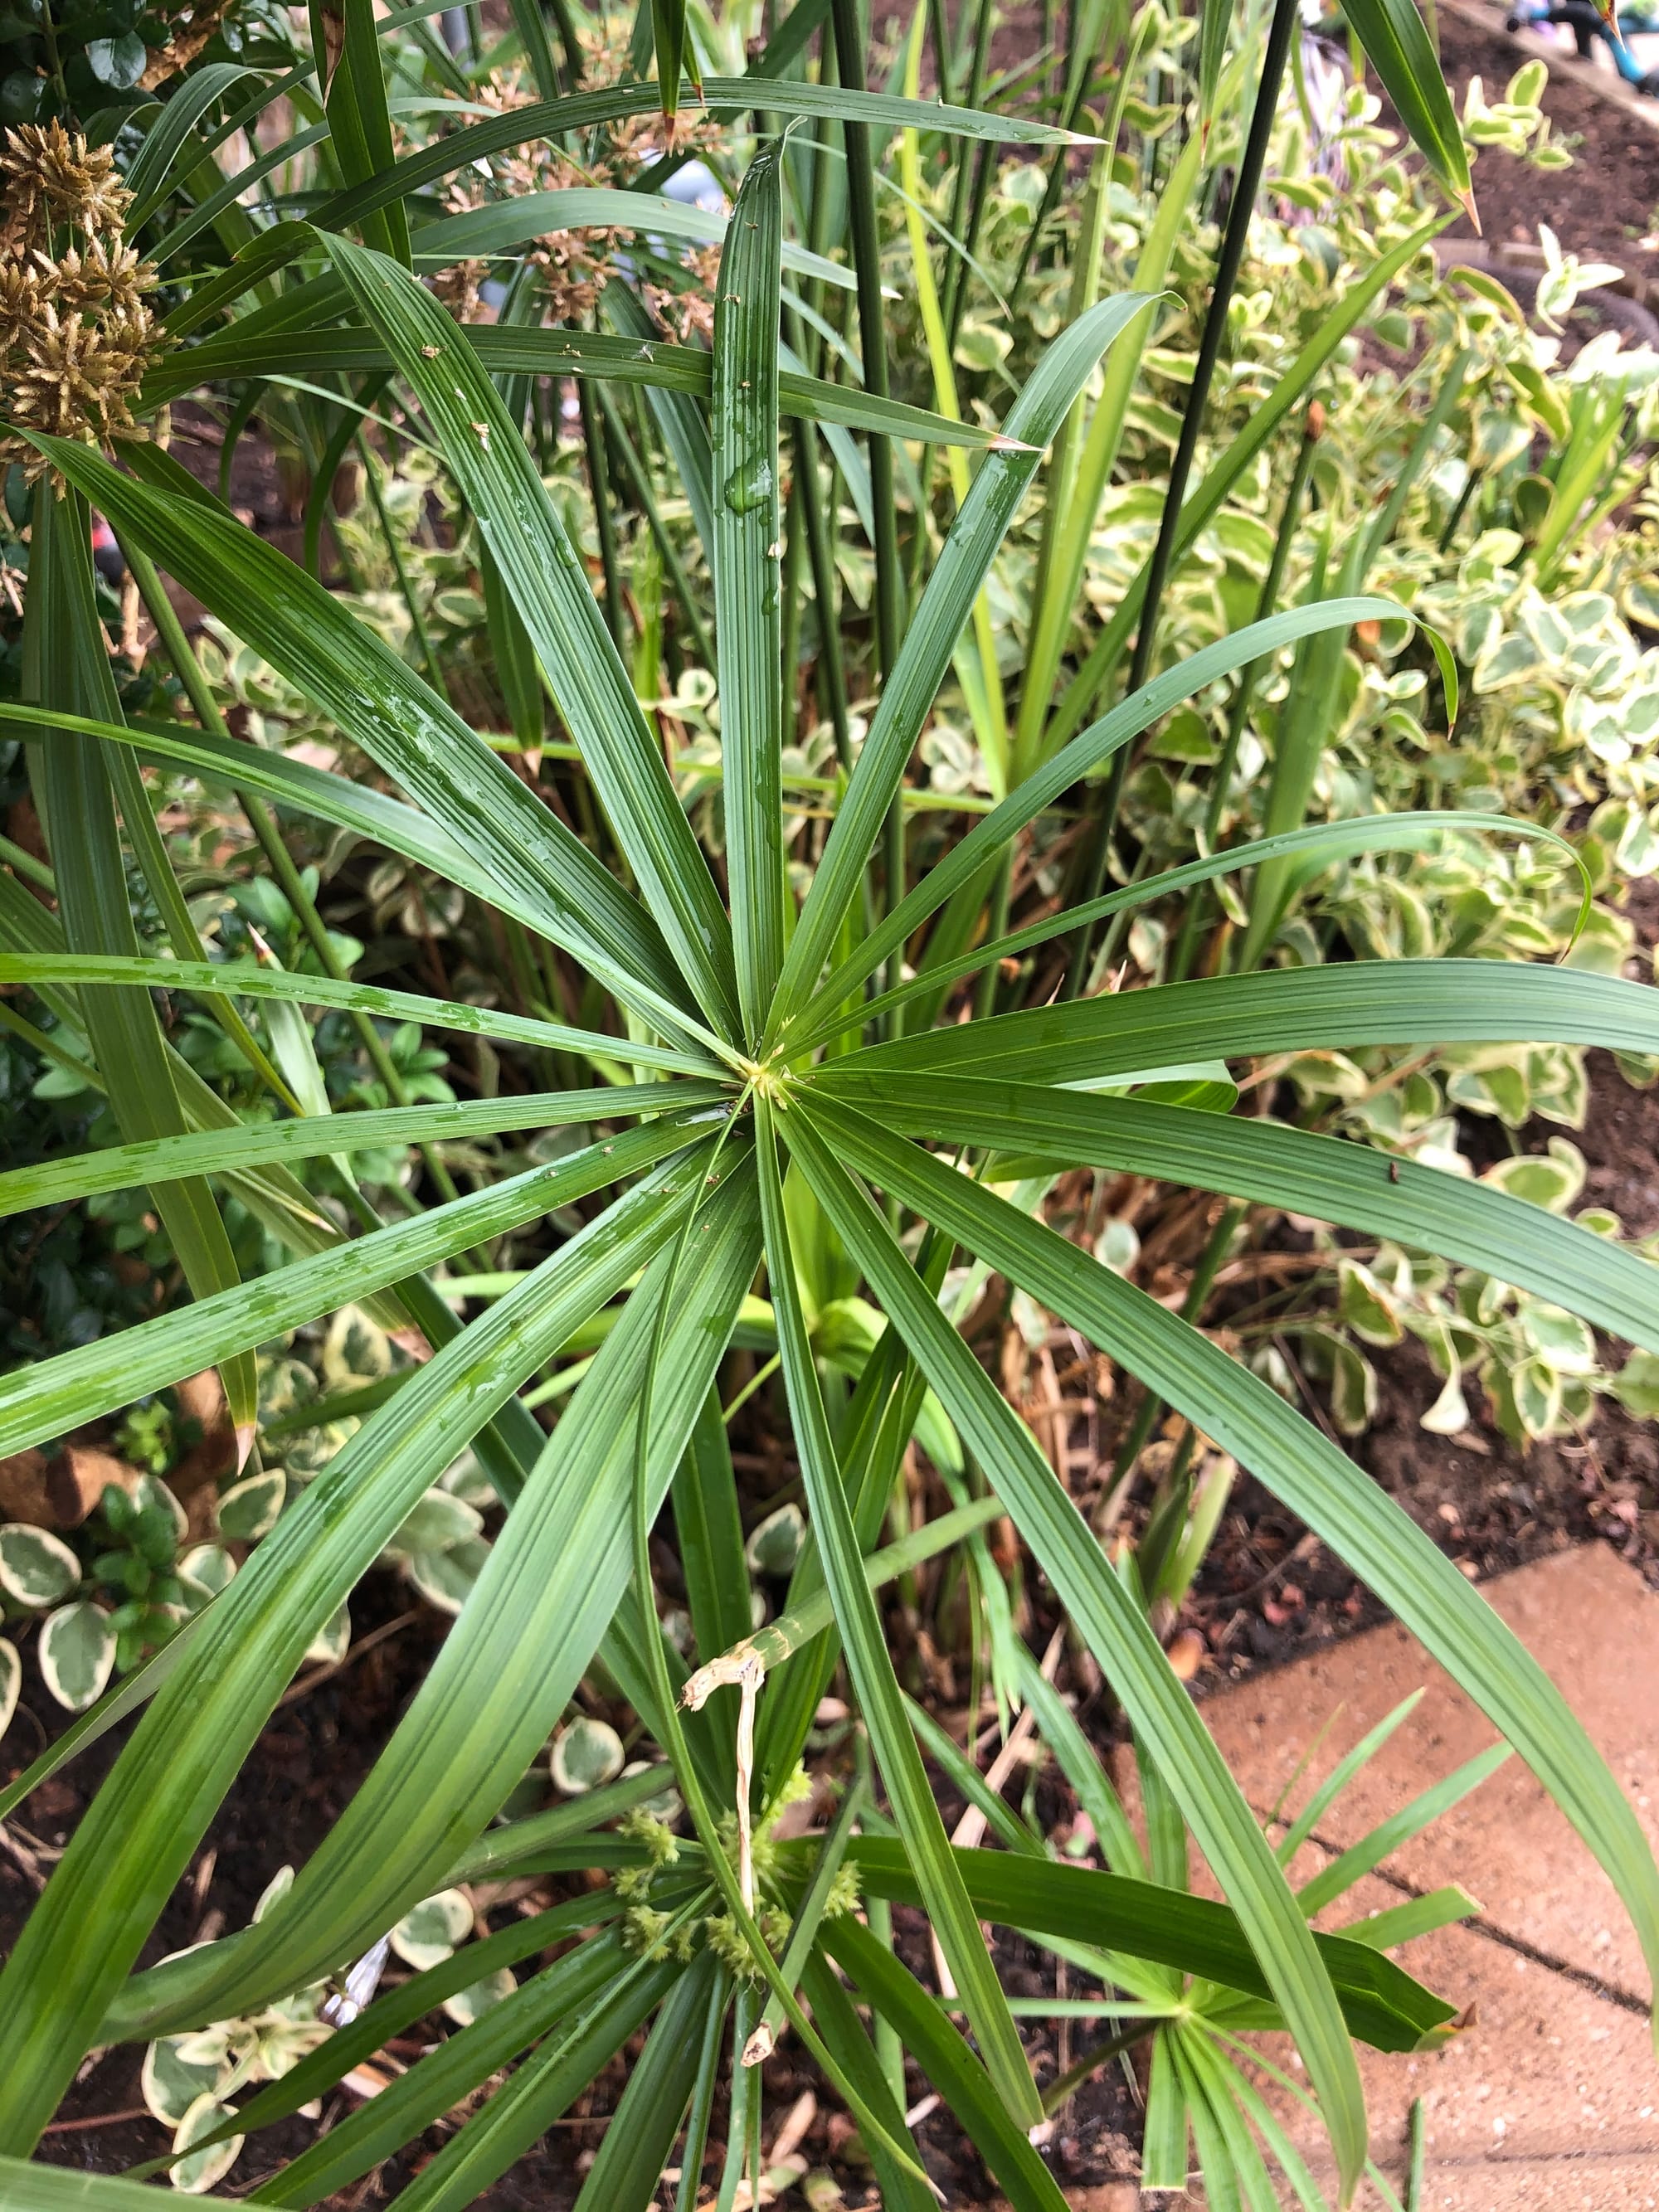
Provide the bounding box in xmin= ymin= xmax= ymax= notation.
xmin=1428 ymin=4 xmax=1659 ymax=275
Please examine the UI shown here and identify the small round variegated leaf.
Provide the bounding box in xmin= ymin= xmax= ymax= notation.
xmin=304 ymin=1602 xmax=350 ymax=1666
xmin=252 ymin=1864 xmax=296 ymax=1923
xmin=405 ymin=1536 xmax=490 ymax=1616
xmin=0 ymin=1524 xmax=80 ymax=1610
xmin=743 ymin=1502 xmax=805 ymax=1579
xmin=440 ymin=1966 xmax=516 ymax=2025
xmin=142 ymin=2037 xmax=224 ymax=2128
xmin=323 ymin=1305 xmax=393 ymax=1391
xmin=178 ymin=1545 xmax=236 ymax=1608
xmin=438 ymin=1447 xmax=493 ymax=1505
xmin=385 ymin=1488 xmax=483 ymax=1561
xmin=171 ymin=2092 xmax=243 ymax=2194
xmin=134 ymin=1472 xmax=189 ymax=1542
xmin=620 ymin=1758 xmax=680 ymax=1822
xmin=390 ymin=1887 xmax=472 ymax=1970
xmin=550 ymin=1714 xmax=625 ymax=1796
xmin=0 ymin=1638 xmax=19 ymax=1742
xmin=216 ymin=1470 xmax=286 ymax=1543
xmin=38 ymin=1602 xmax=116 ymax=1712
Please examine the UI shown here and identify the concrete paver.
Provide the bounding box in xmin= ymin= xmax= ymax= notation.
xmin=1190 ymin=1544 xmax=1659 ymax=2206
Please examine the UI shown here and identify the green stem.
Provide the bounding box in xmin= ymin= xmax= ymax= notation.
xmin=1169 ymin=402 xmax=1321 ymax=985
xmin=597 ymin=385 xmax=715 ymax=669
xmin=577 ymin=371 xmax=627 ymax=651
xmin=357 ymin=432 xmax=447 ymax=700
xmin=124 ymin=540 xmax=465 ymax=1207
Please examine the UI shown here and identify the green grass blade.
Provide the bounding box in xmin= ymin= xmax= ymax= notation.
xmin=334 ymin=0 xmax=412 ymax=263
xmin=836 ymin=1077 xmax=1659 ymax=1356
xmin=0 ymin=1084 xmax=715 ymax=1218
xmin=1141 ymin=2030 xmax=1190 ymax=2190
xmin=106 ymin=1156 xmax=757 ymax=2041
xmin=825 ymin=959 xmax=1659 ymax=1083
xmin=832 ymin=1838 xmax=1452 ymax=2049
xmin=1330 ymin=1888 xmax=1480 ymax=1951
xmin=1340 ymin=0 xmax=1472 ymax=207
xmin=0 ymin=2165 xmax=241 ymax=2210
xmin=1014 ymin=1648 xmax=1147 ymax=1879
xmin=317 ymin=78 xmax=1087 ymax=235
xmin=807 ymin=1091 xmax=1659 ymax=2038
xmin=0 ymin=1145 xmax=710 ymax=2149
xmin=26 ymin=436 xmax=712 ymax=1054
xmin=0 ymin=1112 xmax=711 ymax=1462
xmin=768 ymin=293 xmax=1155 ymax=1038
xmin=797 ymin=1952 xmax=937 ymax=2212
xmin=326 ymin=236 xmax=741 ymax=1041
xmin=572 ymin=1953 xmax=719 ymax=2212
xmin=1297 ymin=1747 xmax=1511 ymax=1917
xmin=1043 ymin=216 xmax=1449 ymax=762
xmin=135 ymin=1895 xmax=627 ymax=2180
xmin=713 ymin=146 xmax=786 ymax=1041
xmin=23 ymin=490 xmax=257 ymax=1441
xmin=1277 ymin=1694 xmax=1425 ymax=1868
xmin=784 ymin=1103 xmax=1368 ymax=2190
xmin=379 ymin=1951 xmax=684 ymax=2212
xmin=785 ymin=596 xmax=1411 ymax=1045
xmin=253 ymin=1932 xmax=654 ymax=2207
xmin=413 ymin=188 xmax=855 ymax=290
xmin=817 ymin=809 xmax=1580 ymax=1046
xmin=755 ymin=1096 xmax=1042 ymax=2124
xmin=0 ymin=951 xmax=720 ymax=1077
xmin=819 ymin=1914 xmax=1070 ymax=2212
xmin=149 ymin=322 xmax=1005 ymax=452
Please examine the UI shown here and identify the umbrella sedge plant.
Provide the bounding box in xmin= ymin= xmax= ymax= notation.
xmin=0 ymin=11 xmax=1657 ymax=2210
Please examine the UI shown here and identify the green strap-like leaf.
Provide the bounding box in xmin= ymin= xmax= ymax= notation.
xmin=781 ymin=1101 xmax=1369 ymax=2196
xmin=825 ymin=1836 xmax=1453 ymax=2049
xmin=145 ymin=321 xmax=1008 ymax=451
xmin=0 ymin=2162 xmax=241 ymax=2210
xmin=768 ymin=292 xmax=1157 ymax=1038
xmin=713 ymin=147 xmax=786 ymax=1042
xmin=0 ymin=1108 xmax=710 ymax=1464
xmin=317 ymin=77 xmax=1087 ymax=237
xmin=1340 ymin=0 xmax=1472 ymax=207
xmin=837 ymin=1076 xmax=1659 ymax=1354
xmin=0 ymin=1083 xmax=719 ymax=1218
xmin=111 ymin=1159 xmax=757 ymax=2039
xmin=251 ymin=1931 xmax=653 ymax=2208
xmin=25 ymin=437 xmax=716 ymax=1055
xmin=327 ymin=235 xmax=742 ymax=1043
xmin=756 ymin=1097 xmax=1043 ymax=2126
xmin=372 ymin=1951 xmax=685 ymax=2212
xmin=805 ymin=809 xmax=1580 ymax=1049
xmin=571 ymin=1953 xmax=721 ymax=2212
xmin=0 ymin=951 xmax=718 ymax=1078
xmin=816 ymin=1914 xmax=1070 ymax=2212
xmin=333 ymin=0 xmax=412 ymax=263
xmin=826 ymin=958 xmax=1659 ymax=1083
xmin=23 ymin=491 xmax=257 ymax=1439
xmin=784 ymin=594 xmax=1411 ymax=1047
xmin=802 ymin=1089 xmax=1659 ymax=2039
xmin=0 ymin=1145 xmax=715 ymax=2151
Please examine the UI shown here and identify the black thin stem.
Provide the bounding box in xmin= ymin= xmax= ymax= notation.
xmin=1068 ymin=0 xmax=1301 ymax=991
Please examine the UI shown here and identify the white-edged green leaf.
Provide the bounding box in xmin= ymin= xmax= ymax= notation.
xmin=391 ymin=1889 xmax=474 ymax=1970
xmin=216 ymin=1471 xmax=286 ymax=1544
xmin=38 ymin=1602 xmax=118 ymax=1714
xmin=0 ymin=1525 xmax=80 ymax=1609
xmin=171 ymin=2092 xmax=243 ymax=2194
xmin=548 ymin=1715 xmax=626 ymax=1796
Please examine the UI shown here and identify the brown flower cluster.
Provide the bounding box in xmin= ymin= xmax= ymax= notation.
xmin=430 ymin=58 xmax=724 ymax=333
xmin=1 ymin=123 xmax=163 ymax=484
